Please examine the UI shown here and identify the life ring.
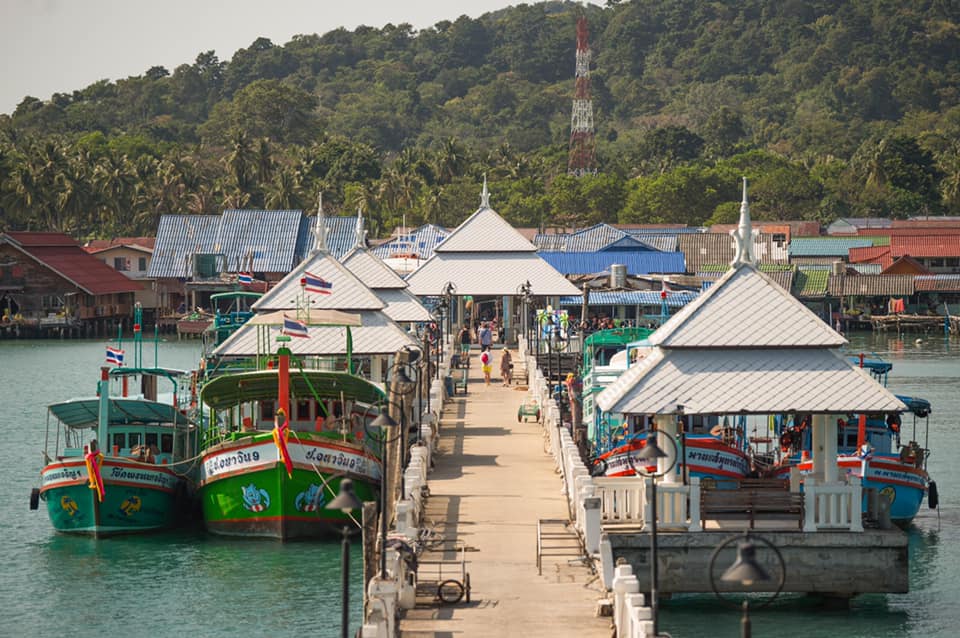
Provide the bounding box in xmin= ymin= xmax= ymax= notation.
xmin=710 ymin=424 xmax=724 ymax=437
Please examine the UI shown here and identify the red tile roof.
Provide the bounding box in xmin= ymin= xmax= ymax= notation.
xmin=856 ymin=227 xmax=960 ymax=236
xmin=891 ymin=235 xmax=960 ymax=258
xmin=83 ymin=237 xmax=155 ymax=253
xmin=3 ymin=232 xmax=141 ymax=295
xmin=848 ymin=246 xmax=893 ymax=270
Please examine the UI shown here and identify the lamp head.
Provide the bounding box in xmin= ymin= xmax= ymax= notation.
xmin=637 ymin=434 xmax=668 ymax=461
xmin=371 ymin=412 xmax=398 ymax=431
xmin=395 ymin=366 xmax=415 ymax=393
xmin=721 ymin=539 xmax=771 ymax=587
xmin=327 ymin=478 xmax=363 ymax=513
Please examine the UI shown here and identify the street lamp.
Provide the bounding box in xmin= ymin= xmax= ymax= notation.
xmin=517 ymin=280 xmax=532 ymax=348
xmin=326 ymin=479 xmax=363 ymax=638
xmin=370 ymin=411 xmax=399 ymax=580
xmin=708 ymin=532 xmax=786 ymax=638
xmin=435 ymin=296 xmax=448 ymax=373
xmin=442 ymin=281 xmax=456 ymax=343
xmin=628 ymin=431 xmax=678 ymax=638
xmin=393 ymin=361 xmax=416 ymax=501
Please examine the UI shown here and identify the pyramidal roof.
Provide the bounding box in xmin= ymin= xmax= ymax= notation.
xmin=252 ymin=250 xmax=384 ymax=311
xmin=342 ymin=247 xmax=409 ymax=289
xmin=649 ymin=265 xmax=846 ymax=348
xmin=650 ymin=179 xmax=845 ymax=348
xmin=433 ymin=178 xmax=537 ymax=253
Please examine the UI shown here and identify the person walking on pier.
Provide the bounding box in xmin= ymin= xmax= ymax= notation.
xmin=500 ymin=349 xmax=513 ymax=386
xmin=480 ymin=347 xmax=492 ymax=386
xmin=478 ymin=322 xmax=493 ymax=349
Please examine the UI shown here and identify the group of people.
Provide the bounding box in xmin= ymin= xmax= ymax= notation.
xmin=458 ymin=322 xmax=513 ymax=387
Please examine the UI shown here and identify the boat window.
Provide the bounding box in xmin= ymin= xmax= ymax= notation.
xmin=112 ymin=432 xmax=126 ymax=451
xmin=161 ymin=433 xmax=173 ymax=454
xmin=146 ymin=432 xmax=159 ymax=449
xmin=128 ymin=432 xmax=141 ymax=448
xmin=261 ymin=402 xmax=275 ymax=422
xmin=297 ymin=400 xmax=311 ymax=421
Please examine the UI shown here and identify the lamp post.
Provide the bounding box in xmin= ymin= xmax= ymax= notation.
xmin=517 ymin=280 xmax=532 ymax=349
xmin=326 ymin=479 xmax=363 ymax=638
xmin=393 ymin=362 xmax=416 ymax=500
xmin=369 ymin=412 xmax=398 ymax=580
xmin=628 ymin=431 xmax=678 ymax=638
xmin=442 ymin=282 xmax=456 ymax=345
xmin=436 ymin=296 xmax=447 ymax=375
xmin=708 ymin=532 xmax=786 ymax=638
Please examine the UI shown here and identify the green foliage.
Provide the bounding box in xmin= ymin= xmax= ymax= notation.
xmin=3 ymin=0 xmax=960 ymax=236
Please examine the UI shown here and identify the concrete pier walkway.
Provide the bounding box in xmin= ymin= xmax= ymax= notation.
xmin=400 ymin=349 xmax=610 ymax=637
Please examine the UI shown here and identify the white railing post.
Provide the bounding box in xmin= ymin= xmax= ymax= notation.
xmin=849 ymin=475 xmax=864 ymax=532
xmin=688 ymin=476 xmax=702 ymax=532
xmin=803 ymin=477 xmax=817 ymax=532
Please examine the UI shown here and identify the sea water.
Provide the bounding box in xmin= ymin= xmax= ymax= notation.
xmin=2 ymin=334 xmax=957 ymax=637
xmin=1 ymin=339 xmax=362 ymax=638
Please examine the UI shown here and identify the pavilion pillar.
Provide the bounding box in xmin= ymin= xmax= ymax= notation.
xmin=654 ymin=414 xmax=679 ymax=484
xmin=503 ymin=295 xmax=513 ymax=344
xmin=812 ymin=414 xmax=827 ymax=481
xmin=824 ymin=415 xmax=839 ymax=483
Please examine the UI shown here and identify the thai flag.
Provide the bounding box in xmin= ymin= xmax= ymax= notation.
xmin=106 ymin=347 xmax=124 ymax=365
xmin=282 ymin=316 xmax=309 ymax=338
xmin=238 ymin=272 xmax=253 ymax=285
xmin=302 ymin=271 xmax=333 ymax=295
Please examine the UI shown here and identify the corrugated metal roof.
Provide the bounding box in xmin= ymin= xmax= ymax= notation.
xmin=793 ymin=269 xmax=829 ymax=297
xmin=650 ymin=265 xmax=845 ymax=348
xmin=405 ymin=252 xmax=582 ymax=297
xmin=538 ymin=252 xmax=685 ymax=275
xmin=533 ymin=225 xmax=664 ymax=253
xmin=341 ymin=247 xmax=408 ymax=289
xmin=375 ymin=288 xmax=433 ymax=322
xmin=850 ymin=263 xmax=882 ymax=274
xmin=678 ymin=233 xmax=787 ymax=273
xmin=371 ymin=224 xmax=450 ymax=261
xmin=788 ymin=237 xmax=874 ymax=257
xmin=915 ymin=275 xmax=960 ymax=291
xmin=789 ymin=256 xmax=839 ymax=266
xmin=214 ymin=310 xmax=417 ymax=356
xmin=622 ymin=232 xmax=679 ymax=252
xmin=321 ymin=214 xmax=361 ymax=259
xmin=533 ymin=234 xmax=568 ymax=251
xmin=559 ymin=291 xmax=698 ymax=308
xmin=827 ymin=274 xmax=915 ymax=296
xmin=434 ymin=207 xmax=536 ymax=252
xmin=147 ymin=215 xmax=221 ymax=278
xmin=848 ymin=246 xmax=891 ymax=266
xmin=891 ymin=235 xmax=960 ymax=258
xmin=596 ymin=347 xmax=906 ymax=415
xmin=218 ymin=209 xmax=304 ymax=272
xmin=3 ymin=233 xmax=141 ymax=295
xmin=84 ymin=237 xmax=155 ymax=253
xmin=252 ymin=252 xmax=384 ymax=311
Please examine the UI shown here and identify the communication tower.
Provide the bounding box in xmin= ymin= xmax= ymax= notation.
xmin=567 ymin=15 xmax=597 ymax=176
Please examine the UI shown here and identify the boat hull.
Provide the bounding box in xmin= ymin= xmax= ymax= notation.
xmin=199 ymin=433 xmax=380 ymax=539
xmin=775 ymin=456 xmax=927 ymax=524
xmin=595 ymin=436 xmax=751 ymax=482
xmin=39 ymin=459 xmax=183 ymax=536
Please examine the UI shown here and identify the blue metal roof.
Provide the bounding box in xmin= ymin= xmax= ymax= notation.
xmin=559 ymin=290 xmax=698 ymax=308
xmin=538 ymin=251 xmax=686 ymax=275
xmin=533 ymin=224 xmax=659 ymax=252
xmin=789 ymin=237 xmax=873 ymax=257
xmin=149 ymin=210 xmax=316 ymax=278
xmin=324 ymin=215 xmax=361 ymax=259
xmin=622 ymin=232 xmax=680 ymax=252
xmin=372 ymin=224 xmax=450 ymax=260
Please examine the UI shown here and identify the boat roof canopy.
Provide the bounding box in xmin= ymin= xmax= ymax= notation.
xmin=48 ymin=398 xmax=192 ymax=428
xmin=211 ymin=291 xmax=263 ymax=301
xmin=200 ymin=369 xmax=386 ymax=410
xmin=895 ymin=394 xmax=932 ymax=416
xmin=585 ymin=327 xmax=654 ymax=349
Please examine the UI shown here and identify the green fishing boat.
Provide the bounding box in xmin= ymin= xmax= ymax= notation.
xmin=197 ymin=313 xmax=385 ymax=539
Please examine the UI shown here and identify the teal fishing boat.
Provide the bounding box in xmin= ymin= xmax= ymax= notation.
xmin=33 ymin=306 xmax=200 ymax=536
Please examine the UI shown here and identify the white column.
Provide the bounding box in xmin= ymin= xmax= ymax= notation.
xmin=654 ymin=414 xmax=679 ymax=483
xmin=824 ymin=414 xmax=839 ymax=483
xmin=812 ymin=414 xmax=826 ymax=481
xmin=370 ymin=357 xmax=384 ymax=388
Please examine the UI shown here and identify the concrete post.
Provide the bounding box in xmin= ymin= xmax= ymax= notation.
xmin=824 ymin=415 xmax=839 ymax=484
xmin=687 ymin=476 xmax=702 ymax=532
xmin=395 ymin=500 xmax=415 ymax=538
xmin=612 ymin=564 xmax=639 ymax=638
xmin=599 ymin=535 xmax=615 ymax=589
xmin=803 ymin=476 xmax=818 ymax=532
xmin=367 ymin=577 xmax=399 ymax=638
xmin=849 ymin=475 xmax=864 ymax=532
xmin=583 ymin=496 xmax=602 ymax=554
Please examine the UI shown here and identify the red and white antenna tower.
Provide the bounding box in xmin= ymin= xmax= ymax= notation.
xmin=568 ymin=14 xmax=597 ymax=176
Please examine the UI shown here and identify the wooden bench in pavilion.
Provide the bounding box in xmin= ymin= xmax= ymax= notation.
xmin=700 ymin=478 xmax=804 ymax=529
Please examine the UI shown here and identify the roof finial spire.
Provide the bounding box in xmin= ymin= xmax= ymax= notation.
xmin=313 ymin=191 xmax=328 ymax=253
xmin=480 ymin=174 xmax=490 ymax=209
xmin=729 ymin=177 xmax=756 ymax=267
xmin=355 ymin=205 xmax=367 ymax=248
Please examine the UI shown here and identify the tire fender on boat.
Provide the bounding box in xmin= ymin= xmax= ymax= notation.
xmin=928 ymin=480 xmax=939 ymax=510
xmin=29 ymin=487 xmax=40 ymax=510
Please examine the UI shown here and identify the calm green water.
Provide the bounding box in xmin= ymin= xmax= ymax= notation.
xmin=2 ymin=334 xmax=958 ymax=637
xmin=660 ymin=332 xmax=960 ymax=638
xmin=0 ymin=339 xmax=362 ymax=638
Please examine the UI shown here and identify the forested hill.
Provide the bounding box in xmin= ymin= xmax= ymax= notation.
xmin=2 ymin=0 xmax=959 ymax=239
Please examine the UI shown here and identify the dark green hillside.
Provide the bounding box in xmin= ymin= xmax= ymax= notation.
xmin=1 ymin=0 xmax=959 ymax=237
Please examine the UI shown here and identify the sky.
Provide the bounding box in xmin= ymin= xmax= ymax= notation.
xmin=1 ymin=0 xmax=599 ymax=116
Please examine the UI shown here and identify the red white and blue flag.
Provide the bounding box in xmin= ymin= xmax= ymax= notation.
xmin=106 ymin=347 xmax=125 ymax=365
xmin=282 ymin=316 xmax=309 ymax=338
xmin=302 ymin=271 xmax=333 ymax=295
xmin=660 ymin=279 xmax=671 ymax=300
xmin=238 ymin=272 xmax=254 ymax=285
